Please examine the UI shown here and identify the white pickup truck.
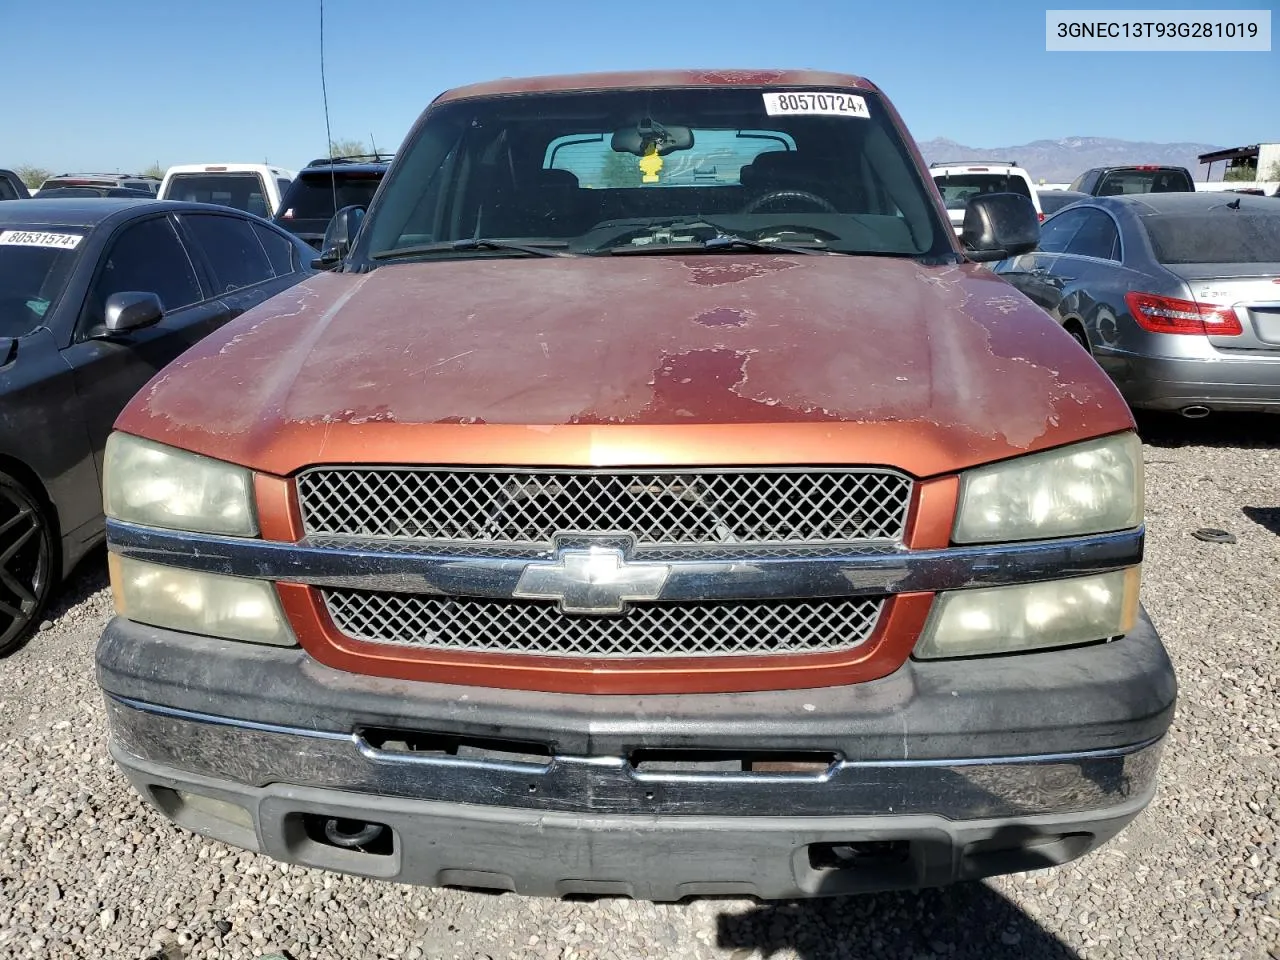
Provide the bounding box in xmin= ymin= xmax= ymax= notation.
xmin=158 ymin=163 xmax=297 ymax=217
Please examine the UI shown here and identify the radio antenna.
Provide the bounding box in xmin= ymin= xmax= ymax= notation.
xmin=320 ymin=0 xmax=338 ymax=217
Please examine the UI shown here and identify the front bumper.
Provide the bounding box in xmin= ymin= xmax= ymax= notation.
xmin=99 ymin=615 xmax=1175 ymax=900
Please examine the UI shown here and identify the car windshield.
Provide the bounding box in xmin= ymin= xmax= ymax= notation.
xmin=278 ymin=172 xmax=383 ymax=221
xmin=1143 ymin=209 xmax=1280 ymax=264
xmin=933 ymin=173 xmax=1032 ymax=210
xmin=361 ymin=87 xmax=948 ymax=260
xmin=0 ymin=228 xmax=84 ymax=336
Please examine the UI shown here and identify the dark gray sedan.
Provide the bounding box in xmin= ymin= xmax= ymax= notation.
xmin=0 ymin=198 xmax=315 ymax=653
xmin=994 ymin=193 xmax=1280 ymax=418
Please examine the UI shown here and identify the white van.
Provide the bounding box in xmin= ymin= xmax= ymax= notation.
xmin=928 ymin=161 xmax=1043 ymax=235
xmin=158 ymin=163 xmax=297 ymax=218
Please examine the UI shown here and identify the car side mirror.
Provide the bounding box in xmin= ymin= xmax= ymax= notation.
xmin=103 ymin=291 xmax=164 ymax=334
xmin=313 ymin=204 xmax=366 ymax=269
xmin=960 ymin=193 xmax=1040 ymax=262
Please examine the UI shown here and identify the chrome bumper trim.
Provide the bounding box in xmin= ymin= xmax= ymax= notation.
xmin=105 ymin=519 xmax=1144 ymax=601
xmin=106 ymin=694 xmax=1163 ymax=820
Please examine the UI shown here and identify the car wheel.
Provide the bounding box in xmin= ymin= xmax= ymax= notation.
xmin=1066 ymin=324 xmax=1090 ymax=353
xmin=0 ymin=472 xmax=54 ymax=656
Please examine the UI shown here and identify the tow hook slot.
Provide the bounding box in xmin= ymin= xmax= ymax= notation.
xmin=809 ymin=840 xmax=910 ymax=871
xmin=303 ymin=814 xmax=393 ymax=855
xmin=323 ymin=818 xmax=385 ymax=849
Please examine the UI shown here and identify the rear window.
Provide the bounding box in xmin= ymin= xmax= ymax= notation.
xmin=42 ymin=178 xmax=115 ymax=189
xmin=1144 ymin=210 xmax=1280 ymax=264
xmin=278 ymin=172 xmax=383 ymax=221
xmin=1096 ymin=169 xmax=1193 ymax=196
xmin=546 ymin=129 xmax=796 ymax=188
xmin=932 ymin=173 xmax=1031 ymax=209
xmin=165 ymin=173 xmax=271 ymax=218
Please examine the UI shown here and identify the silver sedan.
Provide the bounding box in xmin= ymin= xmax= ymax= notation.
xmin=993 ymin=192 xmax=1280 ymax=417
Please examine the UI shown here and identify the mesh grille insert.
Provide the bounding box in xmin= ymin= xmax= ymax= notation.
xmin=323 ymin=590 xmax=885 ymax=659
xmin=298 ymin=468 xmax=912 ymax=546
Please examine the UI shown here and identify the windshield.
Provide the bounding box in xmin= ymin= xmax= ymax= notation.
xmin=278 ymin=172 xmax=383 ymax=222
xmin=932 ymin=173 xmax=1032 ymax=210
xmin=164 ymin=173 xmax=270 ymax=217
xmin=361 ymin=87 xmax=948 ymax=260
xmin=0 ymin=229 xmax=84 ymax=336
xmin=1143 ymin=209 xmax=1280 ymax=264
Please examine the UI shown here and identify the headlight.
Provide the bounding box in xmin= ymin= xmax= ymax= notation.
xmin=104 ymin=433 xmax=257 ymax=536
xmin=914 ymin=568 xmax=1140 ymax=659
xmin=109 ymin=555 xmax=295 ymax=646
xmin=953 ymin=433 xmax=1142 ymax=543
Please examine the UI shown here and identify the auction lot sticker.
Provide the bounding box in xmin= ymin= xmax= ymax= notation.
xmin=0 ymin=230 xmax=84 ymax=249
xmin=763 ymin=92 xmax=870 ymax=118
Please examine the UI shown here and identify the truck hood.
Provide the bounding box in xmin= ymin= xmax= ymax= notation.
xmin=119 ymin=254 xmax=1133 ymax=478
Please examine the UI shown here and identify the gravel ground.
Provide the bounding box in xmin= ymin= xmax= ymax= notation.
xmin=1 ymin=413 xmax=1277 ymax=960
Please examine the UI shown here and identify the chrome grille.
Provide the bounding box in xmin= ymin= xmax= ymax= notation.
xmin=323 ymin=590 xmax=885 ymax=659
xmin=298 ymin=468 xmax=912 ymax=545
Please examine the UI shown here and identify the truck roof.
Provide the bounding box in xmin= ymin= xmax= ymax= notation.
xmin=435 ymin=69 xmax=876 ymax=104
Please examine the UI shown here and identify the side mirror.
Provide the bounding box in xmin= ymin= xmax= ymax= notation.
xmin=960 ymin=193 xmax=1040 ymax=262
xmin=313 ymin=204 xmax=366 ymax=269
xmin=104 ymin=291 xmax=164 ymax=334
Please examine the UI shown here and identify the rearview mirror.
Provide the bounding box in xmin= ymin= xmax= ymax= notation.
xmin=314 ymin=204 xmax=366 ymax=269
xmin=960 ymin=194 xmax=1040 ymax=262
xmin=610 ymin=123 xmax=695 ymax=157
xmin=104 ymin=291 xmax=164 ymax=334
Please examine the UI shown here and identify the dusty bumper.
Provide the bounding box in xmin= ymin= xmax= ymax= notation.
xmin=105 ymin=694 xmax=1163 ymax=900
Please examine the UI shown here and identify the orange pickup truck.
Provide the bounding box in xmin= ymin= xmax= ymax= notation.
xmin=96 ymin=70 xmax=1174 ymax=901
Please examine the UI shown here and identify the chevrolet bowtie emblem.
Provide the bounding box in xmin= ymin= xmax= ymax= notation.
xmin=513 ymin=547 xmax=670 ymax=614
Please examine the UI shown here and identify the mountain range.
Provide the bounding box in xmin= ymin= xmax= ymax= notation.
xmin=916 ymin=136 xmax=1226 ymax=184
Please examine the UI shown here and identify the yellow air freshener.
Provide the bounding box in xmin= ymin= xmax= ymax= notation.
xmin=639 ymin=143 xmax=663 ymax=183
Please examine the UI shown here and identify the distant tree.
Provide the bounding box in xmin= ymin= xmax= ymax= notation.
xmin=141 ymin=163 xmax=165 ymax=179
xmin=1224 ymin=162 xmax=1258 ymax=182
xmin=329 ymin=138 xmax=368 ymax=159
xmin=15 ymin=165 xmax=52 ymax=189
xmin=1267 ymin=160 xmax=1280 ymax=181
xmin=596 ymin=149 xmax=639 ymax=188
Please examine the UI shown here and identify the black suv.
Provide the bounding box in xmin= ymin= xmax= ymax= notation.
xmin=1069 ymin=165 xmax=1195 ymax=196
xmin=273 ymin=154 xmax=392 ymax=248
xmin=0 ymin=169 xmax=31 ymax=201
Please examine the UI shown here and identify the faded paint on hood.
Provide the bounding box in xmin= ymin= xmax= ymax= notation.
xmin=118 ymin=255 xmax=1134 ymax=478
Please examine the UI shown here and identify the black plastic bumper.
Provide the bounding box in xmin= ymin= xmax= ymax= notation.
xmin=96 ymin=611 xmax=1176 ymax=761
xmin=97 ymin=614 xmax=1175 ymax=900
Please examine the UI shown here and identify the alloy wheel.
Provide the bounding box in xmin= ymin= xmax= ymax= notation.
xmin=0 ymin=478 xmax=52 ymax=655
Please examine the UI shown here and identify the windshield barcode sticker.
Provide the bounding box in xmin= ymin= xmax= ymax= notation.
xmin=763 ymin=92 xmax=870 ymax=118
xmin=0 ymin=230 xmax=83 ymax=249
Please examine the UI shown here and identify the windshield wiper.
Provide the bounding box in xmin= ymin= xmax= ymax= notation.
xmin=702 ymin=235 xmax=827 ymax=255
xmin=371 ymin=238 xmax=572 ymax=260
xmin=606 ymin=234 xmax=828 ymax=256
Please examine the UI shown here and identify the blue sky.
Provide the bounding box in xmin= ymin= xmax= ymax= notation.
xmin=3 ymin=0 xmax=1275 ymax=173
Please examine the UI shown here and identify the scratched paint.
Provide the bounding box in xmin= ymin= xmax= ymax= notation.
xmin=692 ymin=307 xmax=752 ymax=328
xmin=119 ymin=254 xmax=1134 ymax=476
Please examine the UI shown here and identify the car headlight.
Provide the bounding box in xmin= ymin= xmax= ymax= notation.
xmin=104 ymin=433 xmax=257 ymax=536
xmin=109 ymin=555 xmax=296 ymax=647
xmin=953 ymin=433 xmax=1143 ymax=543
xmin=915 ymin=568 xmax=1140 ymax=659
